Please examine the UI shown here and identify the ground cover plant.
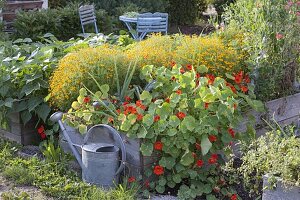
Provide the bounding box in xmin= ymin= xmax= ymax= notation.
xmin=64 ymin=63 xmax=263 ymax=199
xmin=0 ymin=138 xmax=137 ymax=199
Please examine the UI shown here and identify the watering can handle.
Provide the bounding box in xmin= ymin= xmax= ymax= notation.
xmin=84 ymin=124 xmax=126 ymax=175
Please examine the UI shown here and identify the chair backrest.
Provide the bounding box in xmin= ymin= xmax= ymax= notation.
xmin=79 ymin=4 xmax=98 ymax=34
xmin=137 ymin=12 xmax=168 ymax=40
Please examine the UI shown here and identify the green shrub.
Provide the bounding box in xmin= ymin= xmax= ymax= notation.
xmin=13 ymin=4 xmax=114 ymax=41
xmin=167 ymin=0 xmax=208 ymax=25
xmin=223 ymin=0 xmax=300 ymax=101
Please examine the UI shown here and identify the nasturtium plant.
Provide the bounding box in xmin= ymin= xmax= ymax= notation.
xmin=65 ymin=63 xmax=263 ymax=199
xmin=116 ymin=64 xmax=263 ymax=199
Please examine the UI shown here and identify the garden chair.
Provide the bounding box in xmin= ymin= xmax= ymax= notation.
xmin=137 ymin=12 xmax=168 ymax=41
xmin=79 ymin=4 xmax=98 ymax=35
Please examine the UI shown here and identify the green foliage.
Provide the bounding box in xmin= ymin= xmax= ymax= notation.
xmin=1 ymin=191 xmax=30 ymax=200
xmin=0 ymin=138 xmax=137 ymax=199
xmin=13 ymin=4 xmax=114 ymax=41
xmin=0 ymin=33 xmax=126 ymax=126
xmin=239 ymin=126 xmax=300 ymax=195
xmin=167 ymin=0 xmax=208 ymax=25
xmin=40 ymin=136 xmax=65 ymax=162
xmin=3 ymin=165 xmax=34 ymax=185
xmin=223 ymin=0 xmax=300 ymax=101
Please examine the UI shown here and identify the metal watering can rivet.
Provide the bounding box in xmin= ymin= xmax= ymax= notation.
xmin=50 ymin=112 xmax=126 ymax=188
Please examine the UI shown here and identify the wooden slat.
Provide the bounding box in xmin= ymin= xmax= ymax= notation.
xmin=79 ymin=9 xmax=95 ymax=15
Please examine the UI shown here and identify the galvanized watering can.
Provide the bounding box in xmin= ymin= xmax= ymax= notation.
xmin=50 ymin=112 xmax=126 ymax=188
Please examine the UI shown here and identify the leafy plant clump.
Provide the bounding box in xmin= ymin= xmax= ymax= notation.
xmin=66 ymin=64 xmax=264 ymax=199
xmin=240 ymin=126 xmax=300 ymax=195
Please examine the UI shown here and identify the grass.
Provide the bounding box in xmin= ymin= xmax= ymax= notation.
xmin=0 ymin=139 xmax=137 ymax=200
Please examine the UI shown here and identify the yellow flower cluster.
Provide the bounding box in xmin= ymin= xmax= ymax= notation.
xmin=49 ymin=44 xmax=130 ymax=110
xmin=49 ymin=34 xmax=247 ymax=109
xmin=174 ymin=35 xmax=243 ymax=75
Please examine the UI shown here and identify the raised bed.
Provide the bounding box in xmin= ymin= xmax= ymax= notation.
xmin=0 ymin=112 xmax=40 ymax=145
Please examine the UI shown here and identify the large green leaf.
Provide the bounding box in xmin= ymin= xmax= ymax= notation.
xmin=201 ymin=135 xmax=212 ymax=155
xmin=28 ymin=97 xmax=43 ymax=112
xmin=35 ymin=103 xmax=51 ymax=122
xmin=21 ymin=82 xmax=40 ymax=96
xmin=180 ymin=150 xmax=194 ymax=166
xmin=140 ymin=142 xmax=153 ymax=156
xmin=21 ymin=110 xmax=32 ymax=124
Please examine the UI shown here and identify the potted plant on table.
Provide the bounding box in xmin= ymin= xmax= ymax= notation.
xmin=240 ymin=126 xmax=300 ymax=200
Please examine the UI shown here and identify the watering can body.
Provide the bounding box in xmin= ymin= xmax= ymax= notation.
xmin=50 ymin=112 xmax=126 ymax=188
xmin=82 ymin=143 xmax=120 ymax=187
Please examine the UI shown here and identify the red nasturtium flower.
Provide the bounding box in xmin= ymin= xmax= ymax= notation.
xmin=195 ymin=143 xmax=201 ymax=150
xmin=137 ymin=114 xmax=143 ymax=121
xmin=240 ymin=85 xmax=248 ymax=93
xmin=153 ymin=165 xmax=164 ymax=175
xmin=196 ymin=73 xmax=201 ymax=79
xmin=125 ymin=96 xmax=131 ymax=101
xmin=206 ymin=74 xmax=215 ymax=85
xmin=128 ymin=176 xmax=136 ymax=183
xmin=234 ymin=71 xmax=243 ymax=84
xmin=209 ymin=135 xmax=217 ymax=142
xmin=204 ymin=102 xmax=209 ymax=109
xmin=180 ymin=68 xmax=185 ymax=74
xmin=170 ymin=61 xmax=176 ymax=67
xmin=176 ymin=112 xmax=186 ymax=120
xmin=38 ymin=125 xmax=45 ymax=134
xmin=116 ymin=109 xmax=121 ymax=114
xmin=186 ymin=64 xmax=193 ymax=71
xmin=123 ymin=101 xmax=129 ymax=106
xmin=154 ymin=141 xmax=163 ymax=151
xmin=154 ymin=115 xmax=160 ymax=122
xmin=176 ymin=90 xmax=182 ymax=95
xmin=83 ymin=96 xmax=91 ymax=103
xmin=231 ymin=194 xmax=237 ymax=200
xmin=244 ymin=74 xmax=250 ymax=83
xmin=136 ymin=100 xmax=146 ymax=110
xmin=165 ymin=98 xmax=170 ymax=103
xmin=208 ymin=154 xmax=218 ymax=164
xmin=40 ymin=132 xmax=46 ymax=139
xmin=196 ymin=159 xmax=204 ymax=167
xmin=171 ymin=76 xmax=176 ymax=81
xmin=228 ymin=128 xmax=235 ymax=138
xmin=108 ymin=117 xmax=114 ymax=123
xmin=226 ymin=82 xmax=237 ymax=94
